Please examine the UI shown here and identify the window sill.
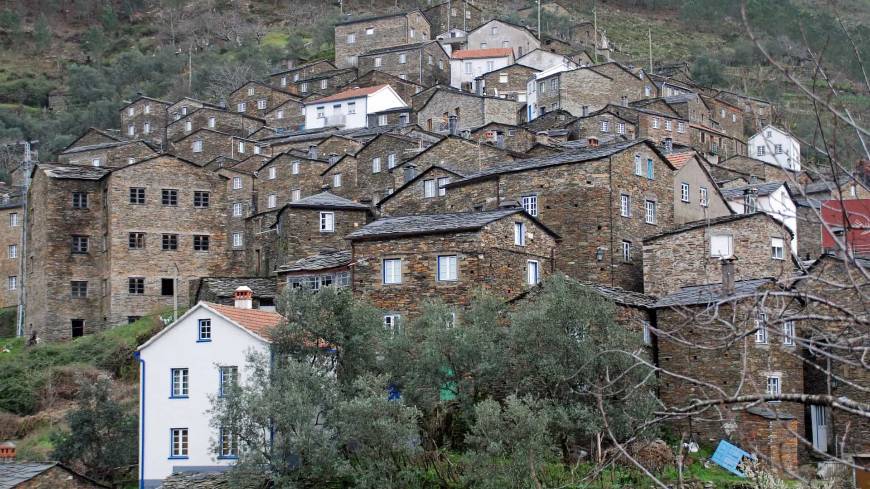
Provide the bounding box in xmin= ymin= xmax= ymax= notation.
xmin=168 ymin=456 xmax=189 ymax=460
xmin=168 ymin=396 xmax=189 ymax=400
xmin=196 ymin=339 xmax=212 ymax=343
xmin=217 ymin=456 xmax=239 ymax=460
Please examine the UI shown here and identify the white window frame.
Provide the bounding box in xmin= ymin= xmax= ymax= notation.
xmin=268 ymin=167 xmax=276 ymax=180
xmin=232 ymin=202 xmax=243 ymax=217
xmin=8 ymin=244 xmax=16 ymax=259
xmin=710 ymin=235 xmax=733 ymax=258
xmin=783 ymin=321 xmax=795 ymax=346
xmin=620 ymin=194 xmax=631 ymax=217
xmin=232 ymin=177 xmax=242 ymax=190
xmin=347 ymin=33 xmax=356 ymax=44
xmin=766 ymin=375 xmax=781 ymax=401
xmin=437 ymin=177 xmax=449 ymax=196
xmin=232 ymin=232 xmax=243 ymax=248
xmin=514 ymin=222 xmax=526 ymax=246
xmin=208 ymin=117 xmax=216 ymax=128
xmin=755 ymin=312 xmax=768 ymax=344
xmin=170 ymin=428 xmax=188 ymax=457
xmin=399 ymin=53 xmax=407 ymax=64
xmin=680 ymin=182 xmax=690 ymax=203
xmin=319 ymin=211 xmax=335 ymax=232
xmin=347 ymin=102 xmax=356 ymax=114
xmin=771 ymin=237 xmax=785 ymax=260
xmin=374 ymin=57 xmax=382 ymax=67
xmin=267 ymin=194 xmax=277 ymax=209
xmin=384 ymin=314 xmax=402 ymax=334
xmin=526 ymin=260 xmax=540 ymax=285
xmin=642 ymin=321 xmax=653 ymax=345
xmin=621 ymin=240 xmax=631 ymax=262
xmin=521 ymin=195 xmax=537 ymax=217
xmin=437 ymin=255 xmax=458 ymax=282
xmin=237 ymin=102 xmax=246 ymax=112
xmin=700 ymin=187 xmax=708 ymax=207
xmin=192 ymin=140 xmax=203 ymax=153
xmin=171 ymin=368 xmax=189 ymax=397
xmin=333 ymin=173 xmax=342 ymax=188
xmin=291 ymin=189 xmax=301 ymax=201
xmin=257 ymin=99 xmax=267 ymax=110
xmin=372 ymin=157 xmax=381 ymax=174
xmin=423 ymin=179 xmax=436 ymax=198
xmin=387 ymin=153 xmax=396 ymax=168
xmin=383 ymin=258 xmax=402 ymax=284
xmin=644 ymin=200 xmax=657 ymax=224
xmin=634 ymin=154 xmax=642 ymax=176
xmin=292 ymin=161 xmax=300 ymax=174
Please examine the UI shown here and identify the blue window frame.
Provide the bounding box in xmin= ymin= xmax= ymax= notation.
xmin=218 ymin=427 xmax=239 ymax=459
xmin=646 ymin=159 xmax=655 ymax=180
xmin=198 ymin=318 xmax=211 ymax=342
xmin=169 ymin=428 xmax=189 ymax=459
xmin=170 ymin=368 xmax=188 ymax=398
xmin=219 ymin=366 xmax=238 ymax=397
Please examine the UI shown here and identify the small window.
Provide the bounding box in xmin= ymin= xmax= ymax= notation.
xmin=238 ymin=142 xmax=246 ymax=154
xmin=680 ymin=183 xmax=690 ymax=203
xmin=437 ymin=255 xmax=458 ymax=282
xmin=651 ymin=117 xmax=659 ymax=129
xmin=399 ymin=53 xmax=407 ymax=64
xmin=7 ymin=244 xmax=16 ymax=258
xmin=710 ymin=235 xmax=733 ymax=257
xmin=247 ymin=87 xmax=255 ymax=96
xmin=127 ymin=106 xmax=135 ymax=116
xmin=766 ymin=375 xmax=780 ymax=400
xmin=129 ymin=232 xmax=145 ymax=249
xmin=783 ymin=321 xmax=795 ymax=346
xmin=193 ymin=235 xmax=210 ymax=251
xmin=184 ymin=121 xmax=192 ymax=132
xmin=521 ymin=195 xmax=537 ymax=217
xmin=320 ymin=212 xmax=334 ymax=232
xmin=219 ymin=428 xmax=238 ymax=458
xmin=646 ymin=159 xmax=655 ymax=180
xmin=219 ymin=366 xmax=238 ymax=396
xmin=378 ymin=114 xmax=388 ymax=126
xmin=91 ymin=158 xmax=101 ymax=167
xmin=526 ymin=260 xmax=540 ymax=285
xmin=71 ymin=281 xmax=88 ymax=298
xmin=347 ymin=33 xmax=356 ymax=44
xmin=665 ymin=120 xmax=672 ymax=131
xmin=372 ymin=157 xmax=381 ymax=174
xmin=755 ymin=312 xmax=768 ymax=344
xmin=291 ymin=161 xmax=300 ymax=174
xmin=642 ymin=321 xmax=652 ymax=345
xmin=366 ymin=27 xmax=374 ymax=35
xmin=384 ymin=314 xmax=402 ymax=334
xmin=383 ymin=258 xmax=402 ymax=284
xmin=771 ymin=237 xmax=785 ymax=260
xmin=128 ymin=277 xmax=145 ymax=295
xmin=198 ymin=318 xmax=211 ymax=341
xmin=237 ymin=102 xmax=246 ymax=112
xmin=677 ymin=122 xmax=685 ymax=133
xmin=267 ymin=194 xmax=277 ymax=209
xmin=72 ymin=192 xmax=88 ymax=209
xmin=268 ymin=167 xmax=276 ymax=180
xmin=333 ymin=173 xmax=342 ymax=188
xmin=757 ymin=145 xmax=765 ymax=157
xmin=644 ymin=201 xmax=656 ymax=224
xmin=423 ymin=179 xmax=436 ymax=198
xmin=232 ymin=177 xmax=242 ymax=190
xmin=171 ymin=369 xmax=189 ymax=398
xmin=620 ymin=194 xmax=631 ymax=217
xmin=232 ymin=203 xmax=243 ymax=217
xmin=208 ymin=117 xmax=216 ymax=128
xmin=374 ymin=57 xmax=382 ymax=67
xmin=71 ymin=235 xmax=89 ymax=254
xmin=232 ymin=232 xmax=244 ymax=248
xmin=291 ymin=189 xmax=301 ymax=201
xmin=9 ymin=213 xmax=17 ymax=227
xmin=193 ymin=191 xmax=210 ymax=208
xmin=71 ymin=319 xmax=84 ymax=338
xmin=464 ymin=61 xmax=472 ymax=74
xmin=301 ymin=82 xmax=309 ymax=93
xmin=161 ymin=278 xmax=175 ymax=296
xmin=162 ymin=189 xmax=178 ymax=207
xmin=192 ymin=140 xmax=203 ymax=153
xmin=700 ymin=187 xmax=708 ymax=207
xmin=128 ymin=124 xmax=135 ymax=136
xmin=387 ymin=153 xmax=397 ymax=168
xmin=7 ymin=275 xmax=16 ymax=291
xmin=617 ymin=122 xmax=625 ymax=135
xmin=514 ymin=222 xmax=525 ymax=246
xmin=143 ymin=123 xmax=150 ymax=134
xmin=634 ymin=154 xmax=642 ymax=176
xmin=162 ymin=234 xmax=178 ymax=251
xmin=257 ymin=99 xmax=267 ymax=110
xmin=621 ymin=241 xmax=632 ymax=262
xmin=499 ymin=73 xmax=508 ymax=84
xmin=437 ymin=177 xmax=449 ymax=196
xmin=347 ymin=102 xmax=356 ymax=114
xmin=276 ymin=110 xmax=284 ymax=120
xmin=601 ymin=120 xmax=609 ymax=133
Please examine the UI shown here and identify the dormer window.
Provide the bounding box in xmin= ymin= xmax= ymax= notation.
xmin=247 ymin=87 xmax=255 ymax=96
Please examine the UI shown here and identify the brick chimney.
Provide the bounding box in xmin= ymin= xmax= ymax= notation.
xmin=234 ymin=286 xmax=253 ymax=309
xmin=307 ymin=145 xmax=319 ymax=159
xmin=721 ymin=257 xmax=736 ymax=296
xmin=447 ymin=115 xmax=458 ymax=136
xmin=0 ymin=441 xmax=16 ymax=460
xmin=588 ymin=136 xmax=599 ymax=148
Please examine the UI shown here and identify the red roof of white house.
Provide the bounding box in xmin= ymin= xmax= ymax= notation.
xmin=309 ymin=84 xmax=389 ymax=104
xmin=452 ymin=48 xmax=513 ymax=60
xmin=207 ymin=302 xmax=284 ymax=338
xmin=666 ymin=151 xmax=695 ymax=169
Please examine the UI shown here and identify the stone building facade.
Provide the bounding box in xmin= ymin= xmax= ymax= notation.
xmin=669 ymin=152 xmax=733 ymax=225
xmin=468 ymin=122 xmax=538 ymax=153
xmin=171 ymin=129 xmax=265 ymax=166
xmin=119 ymin=95 xmax=170 ymax=147
xmin=256 ymin=153 xmax=331 ymax=210
xmin=292 ymin=68 xmax=359 ymax=99
xmin=269 ymin=59 xmax=338 ymax=90
xmin=378 ymin=165 xmax=463 ymax=216
xmin=228 ymin=81 xmax=300 ymax=119
xmin=466 ymin=19 xmax=539 ymax=58
xmin=334 ymin=11 xmax=431 ymax=68
xmin=475 ymin=63 xmax=539 ymax=101
xmin=339 ymin=70 xmax=425 ymax=105
xmin=422 ymin=0 xmax=483 ymax=36
xmin=357 ymin=41 xmax=450 ymax=87
xmin=0 ymin=193 xmax=23 ymax=310
xmin=351 ymin=132 xmax=424 ymax=203
xmin=276 ymin=192 xmax=370 ymax=266
xmin=58 ymin=140 xmax=158 ymax=168
xmin=167 ymin=97 xmax=223 ymax=123
xmin=416 ymin=87 xmax=521 ymax=133
xmin=166 ymin=107 xmax=264 ymax=143
xmin=531 ymin=67 xmax=642 ymax=119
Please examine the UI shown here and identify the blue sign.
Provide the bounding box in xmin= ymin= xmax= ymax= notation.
xmin=711 ymin=440 xmax=755 ymax=477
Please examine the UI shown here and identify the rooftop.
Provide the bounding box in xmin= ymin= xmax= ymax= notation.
xmin=198 ymin=277 xmax=277 ymax=299
xmin=308 ymin=84 xmax=390 ymax=104
xmin=38 ymin=164 xmax=112 ymax=180
xmin=452 ymin=48 xmax=513 ymax=60
xmin=206 ymin=302 xmax=284 ymax=338
xmin=654 ymin=278 xmax=776 ymax=308
xmin=275 ymin=249 xmax=352 ymax=273
xmin=644 ymin=213 xmax=787 ymax=243
xmin=346 ymin=208 xmax=550 ymax=240
xmin=720 ymin=181 xmax=786 ymax=200
xmin=665 ymin=151 xmax=695 ymax=169
xmin=363 ymin=41 xmax=435 ymax=56
xmin=285 ymin=191 xmax=370 ymax=210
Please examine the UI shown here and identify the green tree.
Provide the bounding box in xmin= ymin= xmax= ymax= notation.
xmin=51 ymin=377 xmax=137 ymax=485
xmin=33 ymin=14 xmax=51 ymax=53
xmin=691 ymin=55 xmax=726 ymax=87
xmin=81 ymin=26 xmax=108 ymax=61
xmin=0 ymin=9 xmax=21 ymax=35
xmin=100 ymin=5 xmax=119 ymax=33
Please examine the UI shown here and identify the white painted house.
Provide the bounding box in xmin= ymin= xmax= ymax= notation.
xmin=722 ymin=181 xmax=798 ymax=252
xmin=450 ymin=48 xmax=514 ymax=91
xmin=748 ymin=125 xmax=801 ymax=172
xmin=303 ymin=84 xmax=407 ymax=130
xmin=516 ymin=49 xmax=579 ymax=71
xmin=137 ymin=287 xmax=281 ymax=489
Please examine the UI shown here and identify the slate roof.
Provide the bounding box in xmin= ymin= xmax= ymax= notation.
xmin=0 ymin=462 xmax=108 ymax=489
xmin=346 ymin=208 xmax=556 ymax=240
xmin=577 ymin=282 xmax=657 ymax=308
xmin=720 ymin=181 xmax=786 ymax=200
xmin=296 ymin=67 xmax=358 ymax=82
xmin=206 ymin=303 xmax=284 ymax=338
xmin=644 ymin=213 xmax=786 ymax=243
xmin=270 ymin=59 xmax=336 ymax=76
xmin=335 ymin=10 xmax=424 ymax=26
xmin=452 ymin=48 xmax=513 ymax=59
xmin=197 ymin=277 xmax=277 ymax=299
xmin=275 ymin=249 xmax=352 ymax=273
xmin=285 ymin=191 xmax=370 ymax=210
xmin=363 ymin=42 xmax=435 ymax=56
xmin=449 ymin=139 xmax=656 ymax=185
xmin=39 ymin=164 xmax=111 ymax=180
xmin=654 ymin=278 xmax=776 ymax=308
xmin=60 ymin=139 xmax=149 ymax=155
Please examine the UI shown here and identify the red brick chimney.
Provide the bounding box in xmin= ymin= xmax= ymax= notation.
xmin=234 ymin=286 xmax=253 ymax=309
xmin=588 ymin=136 xmax=599 ymax=148
xmin=0 ymin=441 xmax=15 ymax=460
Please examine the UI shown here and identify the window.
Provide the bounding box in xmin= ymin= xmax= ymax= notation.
xmin=783 ymin=321 xmax=795 ymax=346
xmin=347 ymin=102 xmax=356 ymax=114
xmin=642 ymin=321 xmax=653 ymax=345
xmin=319 ymin=212 xmax=334 ymax=232
xmin=232 ymin=177 xmax=242 ymax=190
xmin=399 ymin=53 xmax=407 ymax=64
xmin=184 ymin=121 xmax=192 ymax=132
xmin=7 ymin=244 xmax=16 ymax=259
xmin=232 ymin=203 xmax=243 ymax=217
xmin=347 ymin=33 xmax=355 ymax=44
xmin=192 ymin=140 xmax=203 ymax=153
xmin=622 ymin=240 xmax=632 ymax=262
xmin=617 ymin=122 xmax=625 ymax=134
xmin=499 ymin=73 xmax=508 ymax=84
xmin=193 ymin=235 xmax=209 ymax=251
xmin=127 ymin=157 xmax=135 ymax=165
xmin=757 ymin=145 xmax=765 ymax=157
xmin=644 ymin=200 xmax=656 ymax=224
xmin=644 ymin=85 xmax=652 ymax=96
xmin=464 ymin=61 xmax=472 ymax=74
xmin=480 ymin=42 xmax=487 ymax=48
xmin=374 ymin=57 xmax=382 ymax=67
xmin=466 ymin=8 xmax=471 ymax=18
xmin=646 ymin=159 xmax=655 ymax=180
xmin=514 ymin=222 xmax=525 ymax=246
xmin=218 ymin=365 xmax=238 ymax=397
xmin=491 ymin=25 xmax=498 ymax=35
xmin=680 ymin=183 xmax=690 ymax=203
xmin=771 ymin=237 xmax=785 ymax=260
xmin=237 ymin=102 xmax=246 ymax=112
xmin=232 ymin=232 xmax=243 ymax=248
xmin=247 ymin=87 xmax=255 ymax=96
xmin=700 ymin=187 xmax=708 ymax=207
xmin=666 ymin=120 xmax=673 ymax=131
xmin=267 ymin=166 xmax=277 ymax=180
xmin=765 ymin=375 xmax=781 ymax=401
xmin=7 ymin=275 xmax=16 ymax=291
xmin=383 ymin=314 xmax=402 ymax=334
xmin=291 ymin=189 xmax=301 ymax=201
xmin=521 ymin=195 xmax=537 ymax=216
xmin=755 ymin=312 xmax=768 ymax=344
xmin=238 ymin=142 xmax=246 ymax=154
xmin=378 ymin=114 xmax=388 ymax=126
xmin=71 ymin=235 xmax=89 ymax=254
xmin=129 ymin=232 xmax=145 ymax=249
xmin=92 ymin=158 xmax=101 ymax=167
xmin=208 ymin=117 xmax=216 ymax=128
xmin=320 ymin=79 xmax=328 ymax=90
xmin=181 ymin=106 xmax=188 ymax=115
xmin=710 ymin=235 xmax=733 ymax=257
xmin=198 ymin=318 xmax=211 ymax=341
xmin=437 ymin=255 xmax=458 ymax=281
xmin=128 ymin=277 xmax=145 ymax=295
xmin=127 ymin=106 xmax=135 ymax=116
xmin=9 ymin=213 xmax=17 ymax=227
xmin=331 ymin=172 xmax=342 ymax=188
xmin=601 ymin=120 xmax=609 ymax=132
xmin=383 ymin=258 xmax=402 ymax=284
xmin=437 ymin=177 xmax=449 ymax=196
xmin=143 ymin=123 xmax=151 ymax=134
xmin=219 ymin=429 xmax=238 ymax=458
xmin=527 ymin=260 xmax=540 ymax=285
xmin=71 ymin=319 xmax=84 ymax=338
xmin=157 ymin=188 xmax=177 ymax=207
xmin=257 ymin=99 xmax=267 ymax=110
xmin=162 ymin=234 xmax=178 ymax=251
xmin=193 ymin=191 xmax=209 ymax=208
xmin=423 ymin=179 xmax=436 ymax=198
xmin=372 ymin=157 xmax=381 ymax=173
xmin=71 ymin=280 xmax=87 ymax=298
xmin=128 ymin=124 xmax=135 ymax=136
xmin=301 ymin=82 xmax=309 ymax=93
xmin=387 ymin=153 xmax=397 ymax=168
xmin=267 ymin=194 xmax=277 ymax=208
xmin=620 ymin=194 xmax=631 ymax=217
xmin=72 ymin=192 xmax=88 ymax=209
xmin=161 ymin=278 xmax=174 ymax=296
xmin=365 ymin=27 xmax=374 ymax=35
xmin=652 ymin=117 xmax=659 ymax=129
xmin=276 ymin=110 xmax=284 ymax=120
xmin=677 ymin=122 xmax=685 ymax=133
xmin=292 ymin=161 xmax=300 ymax=174
xmin=774 ymin=144 xmax=783 ymax=154
xmin=170 ymin=428 xmax=189 ymax=457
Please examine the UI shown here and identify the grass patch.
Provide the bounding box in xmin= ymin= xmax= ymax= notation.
xmin=262 ymin=31 xmax=290 ymax=50
xmin=14 ymin=424 xmax=59 ymax=461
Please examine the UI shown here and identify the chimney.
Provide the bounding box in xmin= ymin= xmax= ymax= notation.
xmin=721 ymin=257 xmax=736 ymax=296
xmin=535 ymin=131 xmax=549 ymax=144
xmin=0 ymin=441 xmax=15 ymax=460
xmin=307 ymin=145 xmax=319 ymax=159
xmin=286 ymin=59 xmax=295 ymax=69
xmin=404 ymin=163 xmax=417 ymax=183
xmin=664 ymin=138 xmax=673 ymax=153
xmin=234 ymin=286 xmax=253 ymax=309
xmin=447 ymin=114 xmax=458 ymax=136
xmin=588 ymin=136 xmax=599 ymax=148
xmin=328 ymin=153 xmax=339 ymax=164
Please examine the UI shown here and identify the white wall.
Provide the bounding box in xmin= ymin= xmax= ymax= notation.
xmin=467 ymin=20 xmax=539 ymax=59
xmin=450 ymin=56 xmax=512 ymax=89
xmin=749 ymin=126 xmax=801 ymax=172
xmin=138 ymin=305 xmax=268 ymax=489
xmin=517 ymin=50 xmax=577 ymax=71
xmin=304 ymin=96 xmax=368 ymax=130
xmin=366 ymin=87 xmax=407 ymax=114
xmin=727 ymin=186 xmax=798 ymax=252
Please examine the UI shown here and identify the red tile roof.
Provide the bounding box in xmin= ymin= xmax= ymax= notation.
xmin=666 ymin=151 xmax=695 ymax=169
xmin=207 ymin=302 xmax=284 ymax=338
xmin=452 ymin=48 xmax=513 ymax=60
xmin=309 ymin=84 xmax=389 ymax=104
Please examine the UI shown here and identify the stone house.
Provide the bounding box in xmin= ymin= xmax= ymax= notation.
xmin=715 ymin=89 xmax=773 ymax=133
xmin=0 ymin=190 xmax=23 ymax=310
xmin=317 ymin=134 xmax=366 ymax=157
xmin=475 ymin=63 xmax=539 ymax=101
xmin=691 ymin=123 xmax=746 ymax=162
xmin=292 ymin=68 xmax=359 ymax=98
xmin=347 ymin=208 xmax=559 ymax=320
xmin=422 ymin=0 xmax=483 ymax=37
xmin=701 ymin=94 xmax=744 ymax=140
xmin=527 ymin=67 xmax=629 ymax=121
xmin=468 ymin=122 xmax=538 ymax=153
xmin=276 ymin=192 xmax=370 ymax=265
xmin=415 ymin=86 xmax=521 ymax=133
xmin=348 ymin=132 xmax=425 ymax=203
xmin=0 ymin=461 xmax=109 ymax=488
xmin=466 ymin=19 xmax=540 ymax=59
xmin=167 ymin=97 xmax=223 ymax=123
xmin=634 ymin=94 xmax=710 ymax=127
xmin=275 ymin=249 xmax=352 ymax=292
xmin=320 ymin=154 xmax=359 ymax=201
xmin=244 ymin=209 xmax=281 ymax=277
xmin=166 ymin=107 xmax=264 ymax=142
xmin=450 ymin=47 xmax=514 ymax=91
xmin=713 ymin=154 xmax=801 ymax=184
xmin=440 ymin=139 xmax=676 ymax=291
xmin=228 ymin=81 xmax=300 ymax=119
xmin=269 ymin=59 xmax=338 ymax=89
xmin=264 ymin=98 xmax=306 ymax=131
xmin=721 ymin=181 xmax=798 ymax=252
xmin=339 ymin=70 xmax=425 ymax=105
xmin=588 ymin=62 xmax=646 ymax=98
xmin=642 ymin=212 xmax=795 ymax=298
xmin=521 ymin=108 xmax=574 ymax=131
xmin=396 ymin=134 xmax=523 ymax=183
xmin=58 ymin=139 xmax=158 ymax=168
xmin=334 ymin=11 xmax=431 ymax=68
xmin=358 ymin=41 xmax=450 ymax=87
xmin=666 ymin=151 xmax=732 ymax=225
xmin=516 ymin=49 xmax=579 ymax=71
xmin=256 ymin=152 xmax=331 ymax=211
xmin=65 ymin=127 xmax=122 ymax=148
xmin=119 ymin=95 xmax=171 ymax=147
xmin=377 ymin=164 xmax=463 ymax=216
xmin=653 ymin=272 xmax=803 ymax=473
xmin=571 ymin=104 xmax=691 ymax=147
xmin=171 ymin=129 xmax=266 ymax=166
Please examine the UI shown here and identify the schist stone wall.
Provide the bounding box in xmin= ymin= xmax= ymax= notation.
xmin=277 ymin=206 xmax=368 ymax=264
xmin=334 ymin=11 xmax=431 ymax=68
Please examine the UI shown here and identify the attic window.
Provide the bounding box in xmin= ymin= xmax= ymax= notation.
xmin=366 ymin=27 xmax=374 ymax=35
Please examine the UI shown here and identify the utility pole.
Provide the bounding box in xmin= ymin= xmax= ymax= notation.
xmin=593 ymin=3 xmax=598 ymax=64
xmin=537 ymin=0 xmax=542 ymax=42
xmin=188 ymin=43 xmax=193 ymax=91
xmin=648 ymin=28 xmax=653 ymax=73
xmin=173 ymin=262 xmax=180 ymax=322
xmin=15 ymin=140 xmax=37 ymax=337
